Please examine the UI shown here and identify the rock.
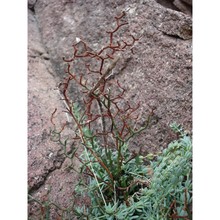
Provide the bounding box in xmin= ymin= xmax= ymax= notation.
xmin=28 ymin=0 xmax=192 ymax=216
xmin=28 ymin=0 xmax=37 ymax=11
xmin=181 ymin=0 xmax=192 ymax=6
xmin=28 ymin=9 xmax=80 ymax=217
xmin=173 ymin=0 xmax=192 ymax=16
xmin=151 ymin=6 xmax=192 ymax=39
xmin=156 ymin=0 xmax=180 ymax=11
xmin=156 ymin=0 xmax=192 ymax=15
xmin=33 ymin=0 xmax=192 ymax=151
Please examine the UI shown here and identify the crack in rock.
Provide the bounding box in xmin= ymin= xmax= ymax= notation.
xmin=28 ymin=0 xmax=38 ymax=13
xmin=28 ymin=152 xmax=66 ymax=194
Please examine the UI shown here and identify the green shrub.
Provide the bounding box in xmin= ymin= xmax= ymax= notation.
xmin=138 ymin=124 xmax=192 ymax=219
xmin=73 ymin=123 xmax=192 ymax=219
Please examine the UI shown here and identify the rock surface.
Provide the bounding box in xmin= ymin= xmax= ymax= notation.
xmin=28 ymin=0 xmax=192 ymax=218
xmin=173 ymin=0 xmax=192 ymax=16
xmin=28 ymin=9 xmax=80 ymax=218
xmin=156 ymin=0 xmax=192 ymax=15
